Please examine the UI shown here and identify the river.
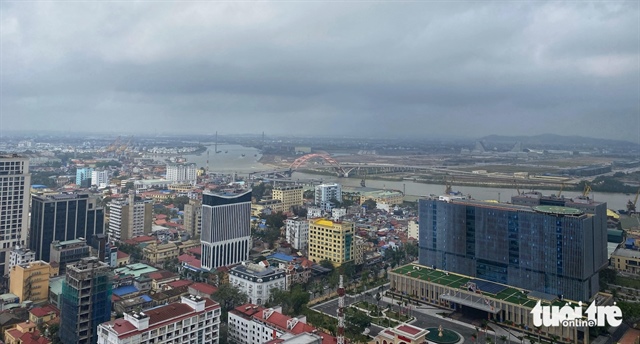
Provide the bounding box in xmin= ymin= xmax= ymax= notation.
xmin=184 ymin=146 xmax=632 ymax=211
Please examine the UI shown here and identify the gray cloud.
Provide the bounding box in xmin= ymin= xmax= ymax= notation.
xmin=1 ymin=1 xmax=638 ymax=140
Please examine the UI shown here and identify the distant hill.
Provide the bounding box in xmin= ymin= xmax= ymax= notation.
xmin=478 ymin=134 xmax=638 ymax=147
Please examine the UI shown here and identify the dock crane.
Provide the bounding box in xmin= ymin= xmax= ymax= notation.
xmin=582 ymin=183 xmax=592 ymax=197
xmin=557 ymin=182 xmax=565 ymax=197
xmin=513 ymin=179 xmax=521 ymax=195
xmin=627 ymin=188 xmax=640 ymax=215
xmin=445 ymin=176 xmax=454 ymax=195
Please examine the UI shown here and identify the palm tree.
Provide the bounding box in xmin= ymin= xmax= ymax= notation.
xmin=500 ymin=335 xmax=508 ymax=344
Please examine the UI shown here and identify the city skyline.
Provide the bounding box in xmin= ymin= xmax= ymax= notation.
xmin=0 ymin=2 xmax=638 ymax=141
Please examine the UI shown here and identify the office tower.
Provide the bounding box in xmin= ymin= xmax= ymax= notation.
xmin=50 ymin=239 xmax=91 ymax=276
xmin=183 ymin=199 xmax=202 ymax=237
xmin=9 ymin=260 xmax=56 ymax=304
xmin=272 ymin=185 xmax=304 ymax=212
xmin=285 ymin=217 xmax=309 ymax=251
xmin=418 ymin=193 xmax=608 ymax=301
xmin=108 ymin=192 xmax=152 ymax=241
xmin=90 ymin=170 xmax=110 ymax=188
xmin=97 ymin=295 xmax=221 ymax=344
xmin=0 ymin=155 xmax=30 ymax=276
xmin=60 ymin=257 xmax=113 ymax=344
xmin=76 ymin=167 xmax=93 ymax=187
xmin=166 ymin=163 xmax=197 ymax=185
xmin=308 ymin=218 xmax=354 ymax=267
xmin=201 ymin=190 xmax=251 ymax=270
xmin=8 ymin=245 xmax=35 ymax=271
xmin=29 ymin=193 xmax=104 ymax=262
xmin=314 ymin=183 xmax=342 ymax=211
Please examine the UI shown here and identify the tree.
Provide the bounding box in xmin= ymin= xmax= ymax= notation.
xmin=212 ymin=283 xmax=248 ymax=320
xmin=303 ymin=190 xmax=315 ymax=199
xmin=265 ymin=212 xmax=286 ymax=230
xmin=319 ymin=259 xmax=335 ymax=271
xmin=346 ymin=310 xmax=371 ymax=336
xmin=362 ymin=199 xmax=377 ymax=210
xmin=172 ymin=196 xmax=191 ymax=211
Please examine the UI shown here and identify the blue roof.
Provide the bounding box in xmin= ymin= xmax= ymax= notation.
xmin=31 ymin=185 xmax=48 ymax=189
xmin=113 ymin=285 xmax=139 ymax=296
xmin=267 ymin=252 xmax=295 ymax=262
xmin=140 ymin=294 xmax=152 ymax=302
xmin=626 ymin=238 xmax=636 ymax=245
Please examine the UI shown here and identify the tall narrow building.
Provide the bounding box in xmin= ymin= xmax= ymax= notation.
xmin=0 ymin=155 xmax=31 ymax=275
xmin=308 ymin=218 xmax=354 ymax=267
xmin=314 ymin=183 xmax=342 ymax=211
xmin=30 ymin=193 xmax=104 ymax=262
xmin=183 ymin=199 xmax=202 ymax=237
xmin=59 ymin=257 xmax=113 ymax=344
xmin=108 ymin=192 xmax=152 ymax=241
xmin=201 ymin=190 xmax=251 ymax=270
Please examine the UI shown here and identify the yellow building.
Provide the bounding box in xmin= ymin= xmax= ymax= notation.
xmin=308 ymin=219 xmax=355 ymax=267
xmin=4 ymin=321 xmax=42 ymax=344
xmin=143 ymin=243 xmax=179 ymax=264
xmin=9 ymin=261 xmax=55 ymax=305
xmin=271 ymin=185 xmax=303 ymax=212
xmin=611 ymin=247 xmax=640 ymax=274
xmin=251 ymin=199 xmax=284 ymax=217
xmin=359 ymin=190 xmax=404 ymax=206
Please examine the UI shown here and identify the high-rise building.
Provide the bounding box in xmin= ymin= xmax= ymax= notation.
xmin=314 ymin=183 xmax=341 ymax=211
xmin=183 ymin=199 xmax=202 ymax=237
xmin=90 ymin=170 xmax=110 ymax=188
xmin=30 ymin=193 xmax=104 ymax=262
xmin=0 ymin=155 xmax=31 ymax=275
xmin=60 ymin=257 xmax=113 ymax=344
xmin=285 ymin=217 xmax=309 ymax=251
xmin=49 ymin=239 xmax=91 ymax=276
xmin=108 ymin=192 xmax=152 ymax=241
xmin=166 ymin=163 xmax=197 ymax=185
xmin=201 ymin=190 xmax=251 ymax=270
xmin=271 ymin=185 xmax=303 ymax=212
xmin=308 ymin=219 xmax=354 ymax=267
xmin=418 ymin=193 xmax=608 ymax=301
xmin=76 ymin=167 xmax=93 ymax=187
xmin=97 ymin=295 xmax=221 ymax=344
xmin=9 ymin=260 xmax=57 ymax=304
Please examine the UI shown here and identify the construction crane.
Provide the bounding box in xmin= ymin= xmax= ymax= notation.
xmin=106 ymin=136 xmax=121 ymax=153
xmin=513 ymin=179 xmax=521 ymax=196
xmin=627 ymin=188 xmax=640 ymax=214
xmin=557 ymin=182 xmax=565 ymax=197
xmin=445 ymin=176 xmax=454 ymax=195
xmin=583 ymin=183 xmax=592 ymax=197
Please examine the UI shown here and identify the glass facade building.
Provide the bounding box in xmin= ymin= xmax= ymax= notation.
xmin=418 ymin=193 xmax=608 ymax=302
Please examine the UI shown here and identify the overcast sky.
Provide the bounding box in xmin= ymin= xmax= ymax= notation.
xmin=1 ymin=1 xmax=638 ymax=140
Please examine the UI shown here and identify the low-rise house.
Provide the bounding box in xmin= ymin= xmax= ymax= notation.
xmin=28 ymin=305 xmax=59 ymax=325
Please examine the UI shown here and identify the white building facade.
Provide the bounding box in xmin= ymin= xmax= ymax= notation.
xmin=97 ymin=295 xmax=221 ymax=344
xmin=91 ymin=170 xmax=110 ymax=188
xmin=9 ymin=245 xmax=35 ymax=270
xmin=201 ymin=190 xmax=251 ymax=270
xmin=408 ymin=220 xmax=419 ymax=240
xmin=0 ymin=156 xmax=30 ymax=275
xmin=229 ymin=263 xmax=287 ymax=305
xmin=314 ymin=183 xmax=342 ymax=211
xmin=285 ymin=218 xmax=309 ymax=251
xmin=166 ymin=163 xmax=197 ymax=185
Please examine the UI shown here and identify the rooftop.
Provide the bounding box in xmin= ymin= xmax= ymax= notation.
xmin=533 ymin=205 xmax=584 ymax=216
xmin=114 ymin=263 xmax=158 ymax=278
xmin=612 ymin=247 xmax=640 ymax=259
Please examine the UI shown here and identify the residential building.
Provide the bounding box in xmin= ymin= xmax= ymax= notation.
xmin=418 ymin=192 xmax=608 ymax=302
xmin=285 ymin=218 xmax=309 ymax=251
xmin=76 ymin=167 xmax=93 ymax=187
xmin=368 ymin=324 xmax=429 ymax=344
xmin=108 ymin=192 xmax=152 ymax=241
xmin=49 ymin=239 xmax=91 ymax=276
xmin=59 ymin=257 xmax=113 ymax=344
xmin=183 ymin=199 xmax=202 ymax=237
xmin=0 ymin=155 xmax=31 ymax=276
xmin=611 ymin=247 xmax=640 ymax=275
xmin=270 ymin=332 xmax=326 ymax=343
xmin=314 ymin=184 xmax=341 ymax=211
xmin=307 ymin=219 xmax=354 ymax=267
xmin=29 ymin=193 xmax=104 ymax=262
xmin=331 ymin=208 xmax=346 ymax=221
xmin=90 ymin=170 xmax=110 ymax=188
xmin=9 ymin=261 xmax=56 ymax=305
xmin=271 ymin=185 xmax=303 ymax=212
xmin=359 ymin=189 xmax=404 ymax=207
xmin=407 ymin=220 xmax=419 ymax=240
xmin=201 ymin=190 xmax=251 ymax=270
xmin=4 ymin=320 xmax=51 ymax=344
xmin=97 ymin=295 xmax=221 ymax=344
xmin=8 ymin=246 xmax=34 ymax=271
xmin=353 ymin=235 xmax=368 ymax=266
xmin=166 ymin=163 xmax=197 ymax=185
xmin=29 ymin=304 xmax=59 ymax=326
xmin=252 ymin=199 xmax=284 ymax=217
xmin=306 ymin=207 xmax=322 ymax=219
xmin=229 ymin=263 xmax=286 ymax=305
xmin=228 ymin=304 xmax=336 ymax=344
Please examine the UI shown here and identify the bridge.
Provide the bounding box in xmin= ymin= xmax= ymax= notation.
xmin=249 ymin=153 xmax=428 ymax=179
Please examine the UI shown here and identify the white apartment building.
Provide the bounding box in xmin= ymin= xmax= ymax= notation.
xmin=228 ymin=304 xmax=336 ymax=344
xmin=0 ymin=155 xmax=30 ymax=275
xmin=229 ymin=263 xmax=287 ymax=305
xmin=285 ymin=218 xmax=309 ymax=251
xmin=97 ymin=295 xmax=221 ymax=344
xmin=166 ymin=163 xmax=197 ymax=185
xmin=9 ymin=245 xmax=35 ymax=270
xmin=314 ymin=183 xmax=341 ymax=211
xmin=408 ymin=220 xmax=419 ymax=240
xmin=306 ymin=207 xmax=322 ymax=219
xmin=91 ymin=170 xmax=110 ymax=188
xmin=331 ymin=208 xmax=346 ymax=221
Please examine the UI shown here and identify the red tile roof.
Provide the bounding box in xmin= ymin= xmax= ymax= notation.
xmin=29 ymin=305 xmax=59 ymax=318
xmin=19 ymin=330 xmax=50 ymax=344
xmin=132 ymin=236 xmax=156 ymax=243
xmin=147 ymin=271 xmax=178 ymax=281
xmin=156 ymin=214 xmax=168 ymax=220
xmin=116 ymin=251 xmax=130 ymax=259
xmin=188 ymin=246 xmax=202 ymax=255
xmin=166 ymin=280 xmax=193 ymax=289
xmin=397 ymin=324 xmax=421 ymax=336
xmin=189 ymin=282 xmax=217 ymax=295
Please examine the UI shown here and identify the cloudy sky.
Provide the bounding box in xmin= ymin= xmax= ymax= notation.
xmin=0 ymin=1 xmax=638 ymax=140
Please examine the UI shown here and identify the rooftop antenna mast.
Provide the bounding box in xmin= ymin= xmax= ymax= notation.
xmin=337 ymin=275 xmax=345 ymax=344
